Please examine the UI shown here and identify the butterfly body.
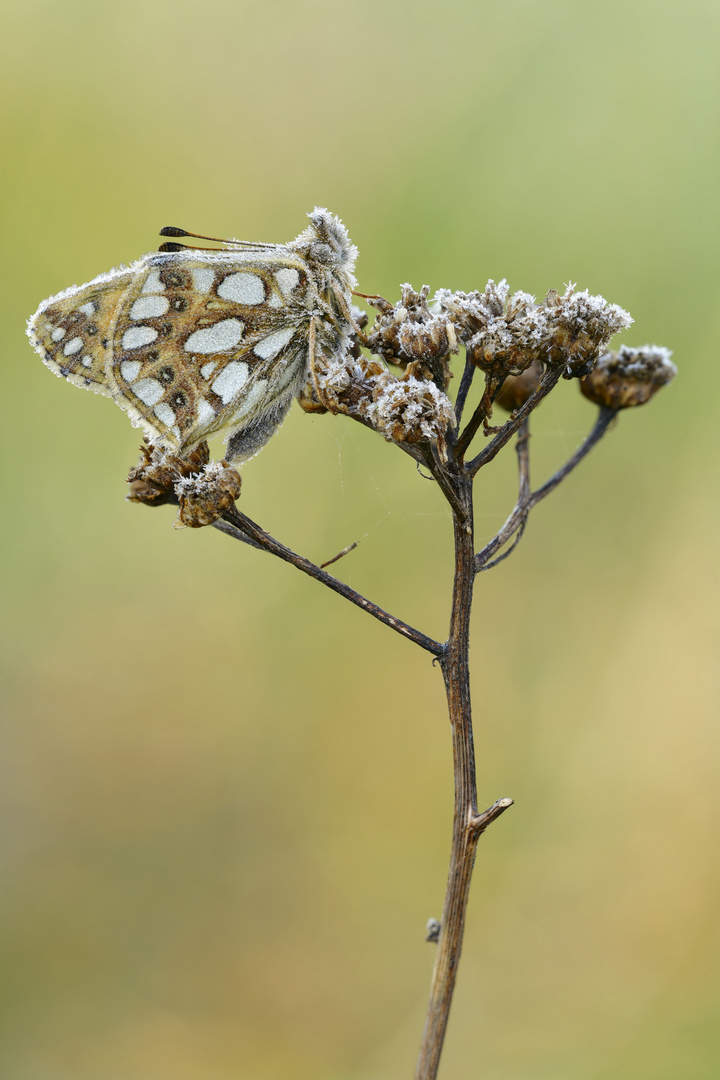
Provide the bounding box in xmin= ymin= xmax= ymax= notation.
xmin=27 ymin=209 xmax=358 ymax=462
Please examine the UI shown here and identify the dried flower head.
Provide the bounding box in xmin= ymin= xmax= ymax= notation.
xmin=366 ymin=284 xmax=458 ymax=392
xmin=298 ymin=352 xmax=387 ymax=417
xmin=368 ymin=375 xmax=456 ymax=446
xmin=436 ymin=281 xmax=550 ymax=382
xmin=127 ymin=441 xmax=241 ymax=527
xmin=542 ymin=285 xmax=633 ymax=377
xmin=174 ymin=460 xmax=243 ymax=528
xmin=299 ymin=346 xmax=455 ymax=453
xmin=128 ymin=441 xmax=211 ymax=506
xmin=580 ymin=345 xmax=676 ymax=409
xmin=436 ymin=281 xmax=632 ymax=382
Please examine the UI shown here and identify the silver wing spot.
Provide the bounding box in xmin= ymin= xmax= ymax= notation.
xmin=184 ymin=319 xmax=245 ymax=354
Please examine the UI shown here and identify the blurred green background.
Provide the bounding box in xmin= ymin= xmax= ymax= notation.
xmin=2 ymin=0 xmax=719 ymax=1077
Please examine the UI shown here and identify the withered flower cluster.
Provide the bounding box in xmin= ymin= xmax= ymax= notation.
xmin=296 ymin=277 xmax=651 ymax=455
xmin=365 ymin=284 xmax=457 ymax=392
xmin=128 ymin=441 xmax=241 ymax=528
xmin=300 ymin=301 xmax=456 ymax=452
xmin=435 ymin=280 xmax=633 ymax=380
xmin=580 ymin=344 xmax=677 ymax=409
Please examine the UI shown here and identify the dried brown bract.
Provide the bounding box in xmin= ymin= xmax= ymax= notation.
xmin=580 ymin=345 xmax=677 ymax=409
xmin=496 ymin=360 xmax=544 ymax=412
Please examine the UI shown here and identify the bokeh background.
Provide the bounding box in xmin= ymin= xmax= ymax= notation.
xmin=2 ymin=1 xmax=719 ymax=1077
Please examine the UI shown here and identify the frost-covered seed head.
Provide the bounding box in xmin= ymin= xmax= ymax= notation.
xmin=580 ymin=345 xmax=676 ymax=409
xmin=367 ymin=284 xmax=458 ymax=391
xmin=368 ymin=376 xmax=456 ymax=445
xmin=436 ymin=281 xmax=632 ymax=380
xmin=174 ymin=459 xmax=242 ymax=528
xmin=542 ymin=285 xmax=633 ymax=377
xmin=436 ymin=281 xmax=548 ymax=379
xmin=126 ymin=441 xmax=241 ymax=527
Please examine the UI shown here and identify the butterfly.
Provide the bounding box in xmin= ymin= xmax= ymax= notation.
xmin=27 ymin=209 xmax=358 ymax=462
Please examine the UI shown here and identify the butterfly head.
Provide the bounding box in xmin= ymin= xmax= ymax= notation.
xmin=291 ymin=208 xmax=358 ymax=291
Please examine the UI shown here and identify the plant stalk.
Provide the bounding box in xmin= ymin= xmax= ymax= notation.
xmin=415 ymin=477 xmax=512 ymax=1079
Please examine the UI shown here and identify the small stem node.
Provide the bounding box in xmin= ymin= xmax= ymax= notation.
xmin=468 ymin=796 xmax=514 ymax=836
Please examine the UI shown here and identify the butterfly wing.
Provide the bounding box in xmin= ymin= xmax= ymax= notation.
xmin=27 ymin=265 xmax=137 ymax=395
xmin=107 ymin=250 xmax=314 ymax=457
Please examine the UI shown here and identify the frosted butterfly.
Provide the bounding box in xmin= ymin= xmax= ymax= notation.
xmin=27 ymin=209 xmax=358 ymax=462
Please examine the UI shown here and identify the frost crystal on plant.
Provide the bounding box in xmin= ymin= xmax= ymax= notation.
xmin=368 ymin=375 xmax=456 ymax=445
xmin=580 ymin=344 xmax=677 ymax=409
xmin=435 ymin=280 xmax=632 ymax=380
xmin=542 ymin=285 xmax=633 ymax=376
xmin=366 ymin=284 xmax=458 ymax=391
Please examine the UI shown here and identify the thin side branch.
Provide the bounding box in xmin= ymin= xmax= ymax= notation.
xmin=467 ymin=366 xmax=563 ymax=475
xmin=219 ymin=505 xmax=446 ymax=657
xmin=529 ymin=405 xmax=617 ymax=502
xmin=450 ymin=355 xmax=476 ymax=432
xmin=454 ymin=374 xmax=502 ymax=460
xmin=475 ymin=405 xmax=617 ymax=572
xmin=418 ymin=445 xmax=467 ymax=524
xmin=320 ymin=542 xmax=358 ymax=569
xmin=469 ymin=796 xmax=514 ymax=835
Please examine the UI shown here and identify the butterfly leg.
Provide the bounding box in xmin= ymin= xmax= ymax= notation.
xmin=307 ymin=315 xmax=337 ymax=414
xmin=333 ymin=281 xmax=369 ymax=344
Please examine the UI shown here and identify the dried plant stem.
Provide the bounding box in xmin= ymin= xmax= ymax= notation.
xmin=187 ymin=390 xmax=621 ymax=1079
xmin=207 ymin=400 xmax=615 ymax=1078
xmin=217 ymin=504 xmax=445 ymax=657
xmin=415 ymin=474 xmax=512 ymax=1080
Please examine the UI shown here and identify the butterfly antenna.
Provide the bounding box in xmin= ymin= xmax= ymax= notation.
xmin=158 ymin=241 xmax=201 ymax=252
xmin=159 ymin=226 xmax=277 ymax=250
xmin=160 ymin=226 xmax=231 ymax=243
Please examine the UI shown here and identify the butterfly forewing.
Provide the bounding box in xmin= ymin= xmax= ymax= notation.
xmin=27 ymin=267 xmax=136 ymax=395
xmin=108 ymin=250 xmax=313 ymax=452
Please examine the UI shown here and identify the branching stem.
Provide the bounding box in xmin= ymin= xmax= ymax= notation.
xmin=475 ymin=405 xmax=617 ymax=572
xmin=217 ymin=505 xmax=445 ymax=657
xmin=182 ymin=362 xmax=619 ymax=1080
